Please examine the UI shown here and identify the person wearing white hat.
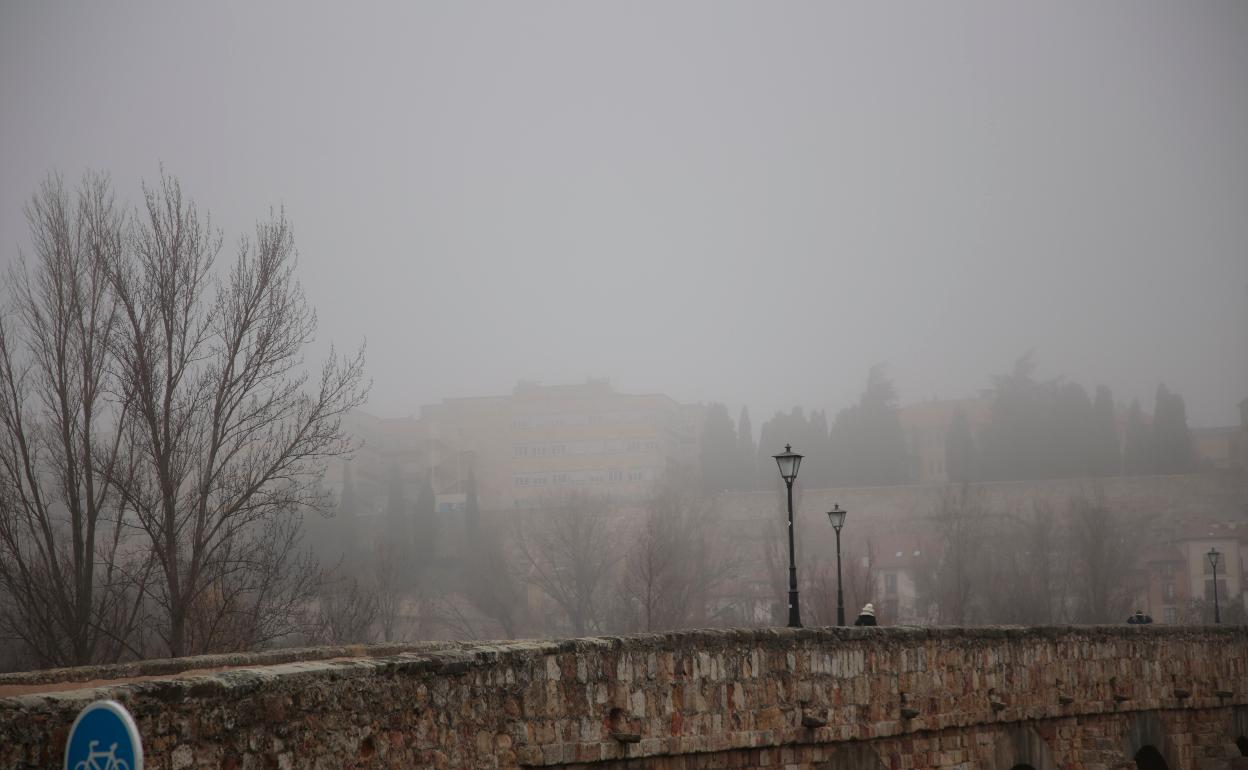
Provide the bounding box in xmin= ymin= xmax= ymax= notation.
xmin=854 ymin=603 xmax=877 ymax=627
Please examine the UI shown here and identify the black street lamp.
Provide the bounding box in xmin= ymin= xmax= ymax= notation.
xmin=826 ymin=504 xmax=847 ymax=626
xmin=773 ymin=444 xmax=804 ymax=628
xmin=1207 ymin=548 xmax=1221 ymax=624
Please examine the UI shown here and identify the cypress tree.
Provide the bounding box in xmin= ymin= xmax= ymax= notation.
xmin=1123 ymin=399 xmax=1154 ymax=475
xmin=1090 ymin=386 xmax=1121 ymax=476
xmin=1152 ymin=384 xmax=1192 ymax=474
xmin=737 ymin=406 xmax=755 ymax=491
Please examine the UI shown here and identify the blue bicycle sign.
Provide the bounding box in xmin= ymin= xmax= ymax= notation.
xmin=64 ymin=700 xmax=143 ymax=770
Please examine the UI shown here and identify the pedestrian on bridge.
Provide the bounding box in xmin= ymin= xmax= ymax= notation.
xmin=1126 ymin=610 xmax=1154 ymax=624
xmin=854 ymin=603 xmax=878 ymax=626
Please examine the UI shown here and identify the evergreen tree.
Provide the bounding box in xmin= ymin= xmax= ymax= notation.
xmin=1152 ymin=384 xmax=1192 ymax=474
xmin=737 ymin=406 xmax=755 ymax=491
xmin=384 ymin=463 xmax=410 ymax=546
xmin=1053 ymin=382 xmax=1095 ymax=478
xmin=827 ymin=365 xmax=910 ymax=487
xmin=464 ymin=465 xmax=480 ymax=536
xmin=945 ymin=407 xmax=976 ymax=484
xmin=460 ymin=464 xmax=522 ymax=637
xmin=806 ymin=409 xmax=833 ymax=487
xmin=699 ymin=403 xmax=739 ymax=494
xmin=1123 ymin=399 xmax=1154 ymax=475
xmin=412 ymin=473 xmax=438 ymax=570
xmin=981 ymin=353 xmax=1073 ymax=481
xmin=1090 ymin=385 xmax=1121 ymax=477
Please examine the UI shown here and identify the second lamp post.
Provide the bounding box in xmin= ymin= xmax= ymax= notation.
xmin=827 ymin=504 xmax=847 ymax=626
xmin=773 ymin=444 xmax=803 ymax=628
xmin=1208 ymin=547 xmax=1222 ymax=624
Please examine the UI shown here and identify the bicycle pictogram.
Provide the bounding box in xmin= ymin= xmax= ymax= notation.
xmin=74 ymin=740 xmax=131 ymax=770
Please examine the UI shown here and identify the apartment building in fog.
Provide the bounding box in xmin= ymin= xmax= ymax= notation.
xmin=420 ymin=379 xmax=703 ymax=511
xmin=327 ymin=380 xmax=704 ymax=516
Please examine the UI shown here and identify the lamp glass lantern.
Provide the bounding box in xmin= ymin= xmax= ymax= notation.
xmin=773 ymin=444 xmax=803 ymax=483
xmin=1207 ymin=548 xmax=1221 ymax=570
xmin=827 ymin=505 xmax=847 ymax=531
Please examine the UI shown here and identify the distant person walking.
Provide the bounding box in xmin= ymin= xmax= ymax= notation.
xmin=1127 ymin=610 xmax=1154 ymax=625
xmin=854 ymin=603 xmax=878 ymax=627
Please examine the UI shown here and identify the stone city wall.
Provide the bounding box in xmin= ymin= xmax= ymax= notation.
xmin=3 ymin=626 xmax=1247 ymax=769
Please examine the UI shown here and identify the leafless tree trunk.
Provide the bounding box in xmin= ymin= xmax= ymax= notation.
xmin=614 ymin=475 xmax=736 ymax=633
xmin=105 ymin=172 xmax=367 ymax=657
xmin=1068 ymin=487 xmax=1140 ymax=623
xmin=308 ymin=571 xmax=380 ymax=645
xmin=0 ymin=174 xmax=148 ymax=667
xmin=373 ymin=540 xmax=406 ymax=642
xmin=982 ymin=499 xmax=1059 ymax=625
xmin=514 ymin=490 xmax=619 ymax=637
xmin=929 ymin=482 xmax=991 ymax=625
xmin=804 ymin=538 xmax=876 ymax=626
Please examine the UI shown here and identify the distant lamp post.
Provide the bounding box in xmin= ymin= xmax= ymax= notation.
xmin=1207 ymin=548 xmax=1222 ymax=624
xmin=826 ymin=504 xmax=847 ymax=626
xmin=773 ymin=444 xmax=804 ymax=628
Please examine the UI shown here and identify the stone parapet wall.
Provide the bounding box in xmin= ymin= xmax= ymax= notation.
xmin=2 ymin=626 xmax=1246 ymax=769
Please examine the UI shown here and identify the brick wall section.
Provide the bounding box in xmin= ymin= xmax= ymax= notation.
xmin=2 ymin=626 xmax=1246 ymax=770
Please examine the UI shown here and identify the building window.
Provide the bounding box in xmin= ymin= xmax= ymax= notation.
xmin=1162 ymin=583 xmax=1176 ymax=601
xmin=608 ymin=469 xmax=623 ymax=482
xmin=628 ymin=470 xmax=643 ymax=481
xmin=1162 ymin=607 xmax=1178 ymax=624
xmin=884 ymin=572 xmax=898 ymax=596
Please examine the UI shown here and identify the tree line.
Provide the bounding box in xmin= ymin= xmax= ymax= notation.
xmin=300 ymin=467 xmax=749 ymax=644
xmin=699 ymin=354 xmax=1197 ymax=493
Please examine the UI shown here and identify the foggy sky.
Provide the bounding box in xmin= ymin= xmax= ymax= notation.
xmin=2 ymin=2 xmax=1246 ymax=428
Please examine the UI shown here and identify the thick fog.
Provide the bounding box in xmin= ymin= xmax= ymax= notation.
xmin=2 ymin=2 xmax=1246 ymax=425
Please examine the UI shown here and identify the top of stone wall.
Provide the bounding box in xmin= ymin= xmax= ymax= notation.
xmin=3 ymin=624 xmax=1243 ymax=699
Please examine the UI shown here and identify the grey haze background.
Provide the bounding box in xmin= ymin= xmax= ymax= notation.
xmin=2 ymin=2 xmax=1245 ymax=427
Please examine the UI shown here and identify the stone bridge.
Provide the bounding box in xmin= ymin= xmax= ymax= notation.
xmin=2 ymin=626 xmax=1248 ymax=769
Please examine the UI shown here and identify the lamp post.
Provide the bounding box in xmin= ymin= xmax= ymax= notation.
xmin=1207 ymin=547 xmax=1221 ymax=624
xmin=826 ymin=504 xmax=847 ymax=626
xmin=773 ymin=444 xmax=804 ymax=628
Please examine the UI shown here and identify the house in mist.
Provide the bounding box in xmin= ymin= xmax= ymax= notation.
xmin=1191 ymin=401 xmax=1248 ymax=472
xmin=1137 ymin=519 xmax=1247 ymax=624
xmin=419 ymin=380 xmax=703 ymax=510
xmin=897 ymin=397 xmax=992 ymax=483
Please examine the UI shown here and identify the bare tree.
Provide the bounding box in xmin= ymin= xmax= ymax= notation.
xmin=105 ymin=172 xmax=367 ymax=657
xmin=1068 ymin=488 xmax=1140 ymax=623
xmin=614 ymin=475 xmax=737 ymax=633
xmin=0 ymin=174 xmax=148 ymax=667
xmin=513 ymin=490 xmax=619 ymax=637
xmin=181 ymin=508 xmax=319 ymax=652
xmin=981 ymin=499 xmax=1059 ymax=624
xmin=373 ymin=540 xmax=406 ymax=642
xmin=803 ymin=538 xmax=876 ymax=627
xmin=927 ymin=482 xmax=991 ymax=625
xmin=308 ymin=571 xmax=381 ymax=646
